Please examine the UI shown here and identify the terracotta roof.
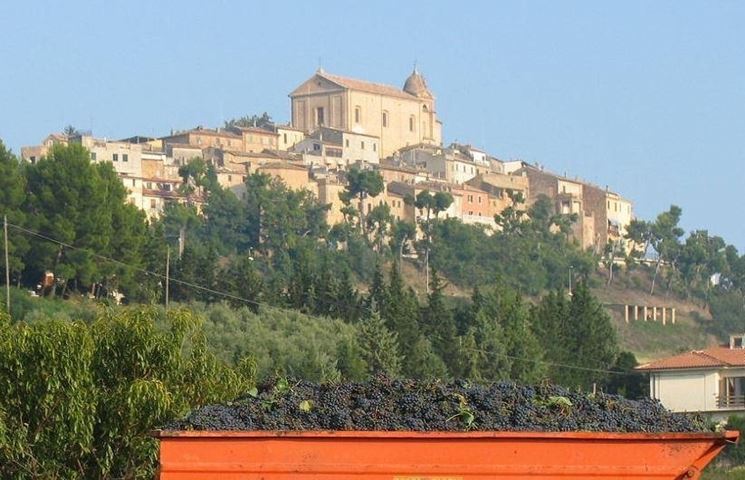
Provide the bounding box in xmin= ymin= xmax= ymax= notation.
xmin=232 ymin=126 xmax=278 ymax=136
xmin=316 ymin=71 xmax=417 ymax=100
xmin=163 ymin=128 xmax=241 ymax=139
xmin=258 ymin=161 xmax=308 ymax=172
xmin=637 ymin=347 xmax=745 ymax=371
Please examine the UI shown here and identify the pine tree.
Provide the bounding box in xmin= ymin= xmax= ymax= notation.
xmin=0 ymin=142 xmax=28 ymax=290
xmin=358 ymin=305 xmax=402 ymax=377
xmin=421 ymin=268 xmax=458 ymax=371
xmin=531 ymin=290 xmax=571 ymax=383
xmin=385 ymin=262 xmax=420 ymax=349
xmin=404 ymin=335 xmax=449 ymax=379
xmin=496 ymin=286 xmax=546 ymax=383
xmin=565 ymin=282 xmax=618 ymax=388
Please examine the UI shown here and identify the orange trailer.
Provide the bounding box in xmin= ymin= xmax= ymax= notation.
xmin=155 ymin=429 xmax=738 ymax=480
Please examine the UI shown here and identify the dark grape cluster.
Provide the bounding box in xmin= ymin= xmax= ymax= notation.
xmin=163 ymin=376 xmax=705 ymax=433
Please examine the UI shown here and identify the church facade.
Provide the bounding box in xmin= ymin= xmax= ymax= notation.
xmin=289 ymin=68 xmax=442 ymax=158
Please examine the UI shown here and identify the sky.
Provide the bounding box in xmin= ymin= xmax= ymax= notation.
xmin=1 ymin=1 xmax=744 ymax=247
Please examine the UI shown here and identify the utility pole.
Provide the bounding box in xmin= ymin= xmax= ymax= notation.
xmin=3 ymin=215 xmax=9 ymax=315
xmin=568 ymin=265 xmax=574 ymax=296
xmin=165 ymin=246 xmax=170 ymax=310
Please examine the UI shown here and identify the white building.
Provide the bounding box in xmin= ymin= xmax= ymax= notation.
xmin=637 ymin=334 xmax=745 ymax=420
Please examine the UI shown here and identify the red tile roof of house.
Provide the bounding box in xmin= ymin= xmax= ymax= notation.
xmin=636 ymin=347 xmax=745 ymax=371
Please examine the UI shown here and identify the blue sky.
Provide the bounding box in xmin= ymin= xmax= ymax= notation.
xmin=1 ymin=1 xmax=744 ymax=247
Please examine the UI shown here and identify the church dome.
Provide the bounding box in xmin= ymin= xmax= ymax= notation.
xmin=403 ymin=68 xmax=433 ymax=99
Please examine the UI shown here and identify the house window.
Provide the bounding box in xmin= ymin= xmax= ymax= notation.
xmin=146 ymin=182 xmax=152 ymax=189
xmin=316 ymin=107 xmax=325 ymax=126
xmin=382 ymin=111 xmax=388 ymax=127
xmin=345 ymin=139 xmax=349 ymax=147
xmin=283 ymin=133 xmax=288 ymax=144
xmin=122 ymin=154 xmax=128 ymax=162
xmin=228 ymin=175 xmax=232 ymax=182
xmin=113 ymin=153 xmax=119 ymax=162
xmin=361 ymin=141 xmax=365 ymax=150
xmin=373 ymin=143 xmax=377 ymax=152
xmin=90 ymin=152 xmax=96 ymax=161
xmin=478 ymin=196 xmax=482 ymax=204
xmin=313 ymin=143 xmax=321 ymax=151
xmin=355 ymin=106 xmax=361 ymax=124
xmin=409 ymin=116 xmax=415 ymax=132
xmin=132 ymin=179 xmax=136 ymax=187
xmin=150 ymin=199 xmax=156 ymax=209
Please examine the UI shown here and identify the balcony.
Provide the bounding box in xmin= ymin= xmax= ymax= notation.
xmin=716 ymin=395 xmax=745 ymax=409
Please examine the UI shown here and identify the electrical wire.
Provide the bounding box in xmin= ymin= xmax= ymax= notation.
xmin=6 ymin=220 xmax=644 ymax=378
xmin=6 ymin=221 xmax=262 ymax=308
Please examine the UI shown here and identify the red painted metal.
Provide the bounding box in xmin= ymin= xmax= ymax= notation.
xmin=155 ymin=430 xmax=739 ymax=480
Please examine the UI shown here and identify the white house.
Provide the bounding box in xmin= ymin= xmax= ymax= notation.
xmin=637 ymin=334 xmax=745 ymax=420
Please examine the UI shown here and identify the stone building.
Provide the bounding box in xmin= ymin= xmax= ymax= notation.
xmin=515 ymin=163 xmax=610 ymax=252
xmin=293 ymin=126 xmax=380 ymax=166
xmin=289 ymin=68 xmax=442 ymax=157
xmin=161 ymin=127 xmax=243 ymax=151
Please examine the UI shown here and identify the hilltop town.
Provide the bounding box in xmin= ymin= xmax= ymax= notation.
xmin=21 ymin=68 xmax=633 ymax=256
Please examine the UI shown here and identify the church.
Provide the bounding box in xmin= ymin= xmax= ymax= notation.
xmin=289 ymin=68 xmax=443 ymax=158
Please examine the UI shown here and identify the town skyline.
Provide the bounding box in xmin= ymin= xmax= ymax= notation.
xmin=2 ymin=1 xmax=743 ymax=247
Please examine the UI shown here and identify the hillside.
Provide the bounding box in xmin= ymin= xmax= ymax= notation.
xmin=593 ymin=281 xmax=717 ymax=363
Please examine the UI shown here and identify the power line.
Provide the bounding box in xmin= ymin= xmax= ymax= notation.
xmin=462 ymin=346 xmax=639 ymax=377
xmin=6 ymin=222 xmax=262 ymax=309
xmin=6 ymin=221 xmax=644 ymax=379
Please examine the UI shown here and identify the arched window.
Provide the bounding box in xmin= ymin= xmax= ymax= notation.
xmin=423 ymin=104 xmax=429 ymax=112
xmin=354 ymin=106 xmax=361 ymax=124
xmin=409 ymin=115 xmax=415 ymax=132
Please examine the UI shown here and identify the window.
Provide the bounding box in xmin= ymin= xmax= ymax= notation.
xmin=90 ymin=152 xmax=96 ymax=161
xmin=113 ymin=153 xmax=119 ymax=162
xmin=373 ymin=143 xmax=377 ymax=152
xmin=316 ymin=107 xmax=325 ymax=126
xmin=146 ymin=182 xmax=152 ymax=189
xmin=345 ymin=139 xmax=349 ymax=148
xmin=361 ymin=141 xmax=365 ymax=150
xmin=478 ymin=196 xmax=482 ymax=204
xmin=355 ymin=106 xmax=361 ymax=123
xmin=150 ymin=199 xmax=156 ymax=209
xmin=283 ymin=133 xmax=288 ymax=144
xmin=382 ymin=111 xmax=388 ymax=127
xmin=132 ymin=179 xmax=136 ymax=187
xmin=228 ymin=175 xmax=232 ymax=182
xmin=313 ymin=143 xmax=321 ymax=151
xmin=409 ymin=116 xmax=415 ymax=132
xmin=122 ymin=154 xmax=128 ymax=162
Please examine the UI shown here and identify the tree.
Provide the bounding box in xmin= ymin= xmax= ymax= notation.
xmin=648 ymin=205 xmax=684 ymax=295
xmin=358 ymin=306 xmax=402 ymax=377
xmin=224 ymin=112 xmax=273 ymax=130
xmin=63 ymin=125 xmax=81 ymax=137
xmin=421 ymin=268 xmax=458 ymax=370
xmin=0 ymin=141 xmax=28 ymax=291
xmin=340 ymin=166 xmax=384 ymax=236
xmin=385 ymin=263 xmax=421 ymax=366
xmin=563 ymin=282 xmax=618 ymax=388
xmin=0 ymin=308 xmax=255 ymax=479
xmin=24 ymin=144 xmax=149 ymax=297
xmin=366 ymin=204 xmax=393 ymax=252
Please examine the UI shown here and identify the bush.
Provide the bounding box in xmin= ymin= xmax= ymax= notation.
xmin=0 ymin=307 xmax=254 ymax=479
